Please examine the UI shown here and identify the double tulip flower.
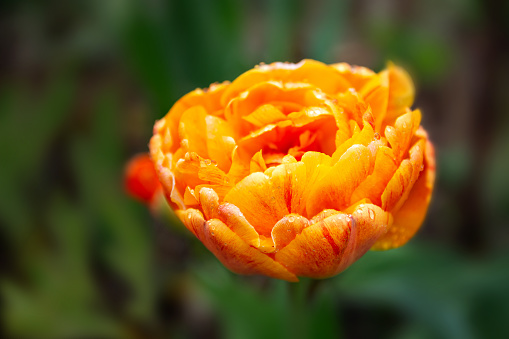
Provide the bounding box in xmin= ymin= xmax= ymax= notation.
xmin=129 ymin=60 xmax=435 ymax=282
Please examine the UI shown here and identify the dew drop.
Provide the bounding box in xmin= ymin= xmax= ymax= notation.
xmin=288 ymin=216 xmax=295 ymax=223
xmin=204 ymin=159 xmax=212 ymax=165
xmin=368 ymin=209 xmax=375 ymax=220
xmin=374 ymin=132 xmax=381 ymax=140
xmin=402 ymin=122 xmax=408 ymax=129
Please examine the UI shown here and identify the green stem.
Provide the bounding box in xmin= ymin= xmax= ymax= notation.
xmin=287 ymin=278 xmax=312 ymax=339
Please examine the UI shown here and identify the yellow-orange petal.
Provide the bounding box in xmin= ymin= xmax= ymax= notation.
xmin=386 ymin=62 xmax=415 ymax=122
xmin=224 ymin=172 xmax=288 ymax=236
xmin=243 ymin=103 xmax=288 ymax=127
xmin=385 ymin=109 xmax=421 ymax=161
xmin=381 ymin=139 xmax=425 ymax=212
xmin=221 ymin=59 xmax=350 ymax=106
xmin=351 ymin=146 xmax=398 ymax=205
xmin=306 ymin=145 xmax=374 ymax=216
xmin=202 ymin=219 xmax=298 ymax=281
xmin=176 ymin=208 xmax=206 ymax=239
xmin=271 ymin=214 xmax=310 ymax=251
xmin=155 ymin=82 xmax=229 ymax=154
xmin=274 ymin=213 xmax=353 ymax=278
xmin=360 ymin=70 xmax=389 ymax=131
xmin=330 ymin=62 xmax=376 ymax=91
xmin=217 ymin=203 xmax=261 ymax=247
xmin=269 ymin=161 xmax=308 ymax=216
xmin=346 ymin=203 xmax=390 ymax=262
xmin=199 ymin=187 xmax=220 ymax=220
xmin=249 ymin=150 xmax=267 ymax=173
xmin=373 ymin=139 xmax=435 ymax=250
xmin=331 ymin=116 xmax=375 ymax=163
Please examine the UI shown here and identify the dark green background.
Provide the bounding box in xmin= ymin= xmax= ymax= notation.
xmin=1 ymin=0 xmax=509 ymax=338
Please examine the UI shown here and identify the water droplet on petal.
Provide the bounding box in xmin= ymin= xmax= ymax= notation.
xmin=374 ymin=132 xmax=381 ymax=140
xmin=288 ymin=216 xmax=295 ymax=223
xmin=368 ymin=209 xmax=375 ymax=220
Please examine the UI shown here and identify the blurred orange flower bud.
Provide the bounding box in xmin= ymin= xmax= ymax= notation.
xmin=149 ymin=60 xmax=435 ymax=281
xmin=125 ymin=153 xmax=162 ymax=205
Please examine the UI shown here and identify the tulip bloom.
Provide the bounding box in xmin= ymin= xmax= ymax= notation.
xmin=148 ymin=60 xmax=435 ymax=282
xmin=125 ymin=153 xmax=162 ymax=206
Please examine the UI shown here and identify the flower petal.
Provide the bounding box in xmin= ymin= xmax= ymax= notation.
xmin=373 ymin=138 xmax=435 ymax=250
xmin=203 ymin=219 xmax=298 ymax=281
xmin=381 ymin=139 xmax=425 ymax=211
xmin=360 ymin=70 xmax=389 ymax=131
xmin=221 ymin=59 xmax=350 ymax=105
xmin=351 ymin=146 xmax=398 ymax=205
xmin=218 ymin=203 xmax=261 ymax=247
xmin=271 ymin=214 xmax=311 ymax=251
xmin=274 ymin=213 xmax=353 ymax=278
xmin=224 ymin=172 xmax=289 ymax=236
xmin=306 ymin=145 xmax=374 ymax=217
xmin=386 ymin=62 xmax=415 ymax=122
xmin=346 ymin=203 xmax=390 ymax=261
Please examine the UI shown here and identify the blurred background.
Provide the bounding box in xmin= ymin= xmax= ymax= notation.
xmin=1 ymin=0 xmax=509 ymax=338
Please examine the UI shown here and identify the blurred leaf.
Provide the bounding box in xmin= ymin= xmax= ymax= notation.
xmin=1 ymin=194 xmax=124 ymax=338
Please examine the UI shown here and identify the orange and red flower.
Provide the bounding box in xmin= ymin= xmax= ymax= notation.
xmin=146 ymin=59 xmax=435 ymax=282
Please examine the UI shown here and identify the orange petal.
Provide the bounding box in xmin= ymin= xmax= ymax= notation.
xmin=250 ymin=150 xmax=267 ymax=173
xmin=205 ymin=115 xmax=236 ymax=172
xmin=274 ymin=213 xmax=353 ymax=278
xmin=306 ymin=145 xmax=374 ymax=217
xmin=243 ymin=104 xmax=288 ymax=127
xmin=175 ymin=208 xmax=206 ymax=239
xmin=221 ymin=59 xmax=350 ymax=105
xmin=271 ymin=214 xmax=310 ymax=251
xmin=224 ymin=172 xmax=289 ymax=236
xmin=373 ymin=138 xmax=435 ymax=250
xmin=385 ymin=109 xmax=421 ymax=161
xmin=386 ymin=62 xmax=415 ymax=122
xmin=360 ymin=70 xmax=389 ymax=131
xmin=351 ymin=146 xmax=398 ymax=205
xmin=202 ymin=219 xmax=298 ymax=281
xmin=330 ymin=62 xmax=376 ymax=91
xmin=179 ymin=106 xmax=209 ymax=157
xmin=154 ymin=82 xmax=229 ymax=154
xmin=381 ymin=139 xmax=425 ymax=212
xmin=345 ymin=203 xmax=390 ymax=262
xmin=198 ymin=187 xmax=220 ymax=220
xmin=269 ymin=161 xmax=308 ymax=215
xmin=331 ymin=116 xmax=375 ymax=163
xmin=217 ymin=203 xmax=261 ymax=247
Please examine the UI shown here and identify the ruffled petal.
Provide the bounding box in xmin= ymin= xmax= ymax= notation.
xmin=351 ymin=146 xmax=398 ymax=205
xmin=386 ymin=62 xmax=415 ymax=122
xmin=373 ymin=138 xmax=435 ymax=250
xmin=381 ymin=139 xmax=425 ymax=212
xmin=202 ymin=219 xmax=298 ymax=281
xmin=274 ymin=212 xmax=353 ymax=278
xmin=224 ymin=172 xmax=289 ymax=236
xmin=271 ymin=214 xmax=310 ymax=251
xmin=221 ymin=59 xmax=350 ymax=106
xmin=306 ymin=145 xmax=374 ymax=216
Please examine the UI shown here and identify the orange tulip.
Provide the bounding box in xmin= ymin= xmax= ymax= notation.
xmin=125 ymin=153 xmax=162 ymax=205
xmin=149 ymin=60 xmax=435 ymax=282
